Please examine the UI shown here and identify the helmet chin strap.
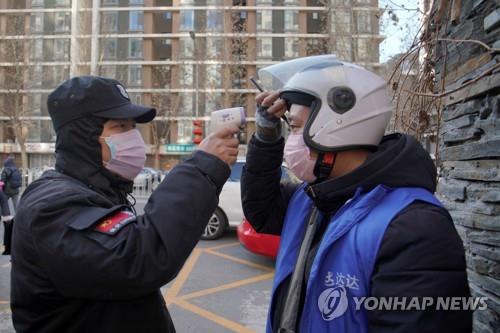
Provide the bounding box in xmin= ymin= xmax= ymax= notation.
xmin=313 ymin=152 xmax=336 ymax=181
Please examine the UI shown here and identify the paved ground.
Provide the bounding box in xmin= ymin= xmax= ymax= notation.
xmin=0 ymin=198 xmax=275 ymax=333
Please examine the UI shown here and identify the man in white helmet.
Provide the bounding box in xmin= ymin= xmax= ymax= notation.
xmin=241 ymin=55 xmax=471 ymax=333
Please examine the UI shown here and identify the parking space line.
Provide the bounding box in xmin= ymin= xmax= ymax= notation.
xmin=178 ymin=272 xmax=274 ymax=302
xmin=164 ymin=249 xmax=201 ymax=305
xmin=206 ymin=242 xmax=240 ymax=251
xmin=175 ymin=299 xmax=255 ymax=333
xmin=205 ymin=249 xmax=274 ymax=272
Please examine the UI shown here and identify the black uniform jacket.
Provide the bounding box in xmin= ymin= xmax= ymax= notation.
xmin=11 ymin=151 xmax=229 ymax=333
xmin=242 ymin=133 xmax=472 ymax=333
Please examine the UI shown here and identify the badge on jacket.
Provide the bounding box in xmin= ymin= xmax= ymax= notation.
xmin=95 ymin=211 xmax=135 ymax=235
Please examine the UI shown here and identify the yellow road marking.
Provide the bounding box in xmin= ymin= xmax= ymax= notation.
xmin=206 ymin=241 xmax=240 ymax=251
xmin=179 ymin=272 xmax=274 ymax=301
xmin=175 ymin=299 xmax=255 ymax=333
xmin=164 ymin=248 xmax=201 ymax=305
xmin=205 ymin=249 xmax=274 ymax=272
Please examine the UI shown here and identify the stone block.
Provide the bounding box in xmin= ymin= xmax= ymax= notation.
xmin=481 ymin=190 xmax=500 ymax=203
xmin=442 ymin=160 xmax=500 ymax=181
xmin=469 ymin=230 xmax=500 ymax=247
xmin=469 ymin=270 xmax=500 ymax=297
xmin=443 ymin=114 xmax=477 ymax=132
xmin=443 ymin=99 xmax=481 ymax=121
xmin=445 ymin=72 xmax=500 ymax=106
xmin=470 ymin=243 xmax=500 ymax=263
xmin=443 ymin=127 xmax=483 ymax=143
xmin=441 ymin=139 xmax=500 ymax=161
xmin=472 ymin=202 xmax=500 ymax=216
xmin=437 ymin=178 xmax=467 ymax=201
xmin=485 ymin=9 xmax=500 ymax=32
xmin=450 ymin=211 xmax=500 ymax=231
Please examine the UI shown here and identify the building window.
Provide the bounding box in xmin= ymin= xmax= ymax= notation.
xmin=128 ymin=38 xmax=143 ymax=58
xmin=284 ymin=11 xmax=299 ymax=31
xmin=102 ymin=12 xmax=118 ymax=32
xmin=100 ymin=65 xmax=117 ymax=78
xmin=31 ymin=13 xmax=44 ymax=33
xmin=356 ymin=12 xmax=372 ymax=33
xmin=102 ymin=0 xmax=118 ymax=4
xmin=206 ymin=38 xmax=223 ymax=58
xmin=103 ymin=39 xmax=117 ymax=58
xmin=163 ymin=12 xmax=172 ymax=20
xmin=180 ymin=10 xmax=194 ymax=31
xmin=332 ymin=11 xmax=351 ymax=34
xmin=31 ymin=0 xmax=44 ymax=6
xmin=206 ymin=92 xmax=222 ymax=114
xmin=54 ymin=39 xmax=69 ymax=60
xmin=356 ymin=39 xmax=370 ymax=61
xmin=206 ymin=65 xmax=222 ymax=89
xmin=130 ymin=0 xmax=144 ymax=4
xmin=55 ymin=12 xmax=70 ymax=33
xmin=53 ymin=66 xmax=68 ymax=86
xmin=30 ymin=39 xmax=44 ymax=60
xmin=206 ymin=10 xmax=223 ymax=31
xmin=179 ymin=65 xmax=193 ymax=87
xmin=129 ymin=11 xmax=144 ymax=31
xmin=55 ymin=0 xmax=70 ymax=6
xmin=177 ymin=120 xmax=194 ymax=144
xmin=258 ymin=37 xmax=272 ymax=58
xmin=335 ymin=37 xmax=353 ymax=61
xmin=312 ymin=12 xmax=319 ymax=20
xmin=128 ymin=65 xmax=142 ymax=86
xmin=179 ymin=37 xmax=194 ymax=58
xmin=285 ymin=38 xmax=298 ymax=58
xmin=29 ymin=94 xmax=42 ymax=116
xmin=256 ymin=10 xmax=272 ymax=31
xmin=335 ymin=0 xmax=351 ymax=5
xmin=30 ymin=65 xmax=43 ymax=87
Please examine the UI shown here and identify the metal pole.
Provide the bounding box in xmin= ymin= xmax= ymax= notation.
xmin=69 ymin=0 xmax=79 ymax=77
xmin=90 ymin=0 xmax=100 ymax=75
xmin=189 ymin=31 xmax=199 ymax=119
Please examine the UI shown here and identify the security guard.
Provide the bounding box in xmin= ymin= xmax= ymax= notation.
xmin=10 ymin=76 xmax=240 ymax=332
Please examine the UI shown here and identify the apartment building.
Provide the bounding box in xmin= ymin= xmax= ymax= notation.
xmin=0 ymin=0 xmax=382 ymax=169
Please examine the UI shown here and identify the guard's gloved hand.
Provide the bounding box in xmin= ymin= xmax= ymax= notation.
xmin=255 ymin=105 xmax=282 ymax=143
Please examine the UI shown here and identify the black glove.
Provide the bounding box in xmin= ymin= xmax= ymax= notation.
xmin=255 ymin=105 xmax=282 ymax=143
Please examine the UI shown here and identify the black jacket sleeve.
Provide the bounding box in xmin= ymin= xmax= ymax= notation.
xmin=29 ymin=151 xmax=230 ymax=300
xmin=241 ymin=135 xmax=300 ymax=235
xmin=368 ymin=201 xmax=472 ymax=333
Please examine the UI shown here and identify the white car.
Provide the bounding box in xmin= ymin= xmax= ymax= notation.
xmin=202 ymin=160 xmax=298 ymax=240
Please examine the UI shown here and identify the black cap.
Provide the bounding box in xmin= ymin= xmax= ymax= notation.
xmin=48 ymin=76 xmax=156 ymax=131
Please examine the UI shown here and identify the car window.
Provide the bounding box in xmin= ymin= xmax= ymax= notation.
xmin=229 ymin=162 xmax=244 ymax=182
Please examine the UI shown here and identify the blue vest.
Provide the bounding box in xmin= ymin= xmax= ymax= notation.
xmin=267 ymin=184 xmax=442 ymax=333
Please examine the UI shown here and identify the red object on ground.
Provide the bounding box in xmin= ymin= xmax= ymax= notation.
xmin=237 ymin=218 xmax=281 ymax=259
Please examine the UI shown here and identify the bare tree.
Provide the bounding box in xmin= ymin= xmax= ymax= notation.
xmin=0 ymin=13 xmax=33 ymax=169
xmin=149 ymin=66 xmax=180 ymax=170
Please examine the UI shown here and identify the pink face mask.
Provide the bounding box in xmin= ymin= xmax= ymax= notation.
xmin=284 ymin=133 xmax=317 ymax=183
xmin=102 ymin=129 xmax=146 ymax=180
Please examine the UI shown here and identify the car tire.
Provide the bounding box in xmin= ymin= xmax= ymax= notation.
xmin=201 ymin=208 xmax=228 ymax=240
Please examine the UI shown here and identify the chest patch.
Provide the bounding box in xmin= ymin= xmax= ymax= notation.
xmin=95 ymin=210 xmax=135 ymax=235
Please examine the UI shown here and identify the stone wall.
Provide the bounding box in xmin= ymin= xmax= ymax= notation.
xmin=434 ymin=0 xmax=500 ymax=332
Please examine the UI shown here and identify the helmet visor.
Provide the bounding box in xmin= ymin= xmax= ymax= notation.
xmin=257 ymin=55 xmax=342 ymax=91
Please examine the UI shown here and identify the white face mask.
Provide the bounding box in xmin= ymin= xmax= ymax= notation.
xmin=101 ymin=129 xmax=146 ymax=180
xmin=284 ymin=133 xmax=317 ymax=183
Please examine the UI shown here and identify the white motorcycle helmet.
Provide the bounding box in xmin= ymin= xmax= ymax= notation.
xmin=258 ymin=55 xmax=393 ymax=154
